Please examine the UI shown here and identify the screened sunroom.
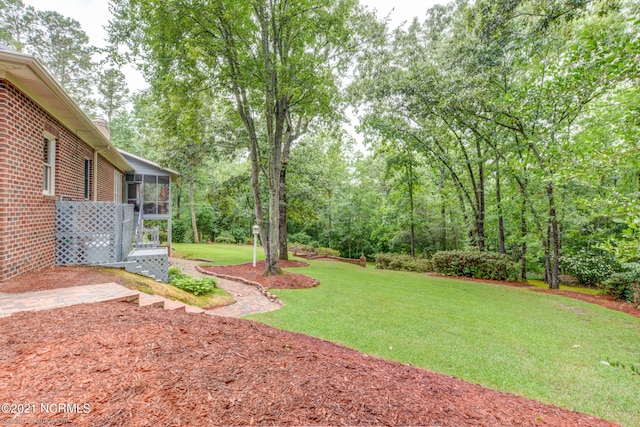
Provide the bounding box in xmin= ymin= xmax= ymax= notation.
xmin=119 ymin=150 xmax=179 ymax=250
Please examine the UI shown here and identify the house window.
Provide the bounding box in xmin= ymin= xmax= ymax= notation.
xmin=114 ymin=171 xmax=123 ymax=202
xmin=84 ymin=159 xmax=91 ymax=199
xmin=43 ymin=136 xmax=55 ymax=195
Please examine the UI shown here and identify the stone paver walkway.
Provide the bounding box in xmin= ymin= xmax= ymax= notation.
xmin=0 ymin=283 xmax=139 ymax=318
xmin=169 ymin=257 xmax=282 ymax=317
xmin=0 ymin=260 xmax=282 ymax=319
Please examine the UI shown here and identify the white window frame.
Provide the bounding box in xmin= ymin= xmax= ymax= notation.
xmin=43 ymin=133 xmax=56 ymax=196
xmin=114 ymin=170 xmax=123 ymax=202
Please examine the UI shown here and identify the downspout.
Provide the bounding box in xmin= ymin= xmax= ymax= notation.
xmin=93 ymin=146 xmax=109 ymax=201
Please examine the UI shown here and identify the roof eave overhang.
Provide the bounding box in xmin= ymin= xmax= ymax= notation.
xmin=0 ymin=49 xmax=132 ymax=172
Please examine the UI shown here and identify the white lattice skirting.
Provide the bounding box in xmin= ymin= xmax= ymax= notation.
xmin=55 ymin=202 xmax=134 ymax=265
xmin=127 ymin=248 xmax=169 ymax=282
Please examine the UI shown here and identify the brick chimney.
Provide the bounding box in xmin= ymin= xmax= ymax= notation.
xmin=93 ymin=118 xmax=110 ymax=141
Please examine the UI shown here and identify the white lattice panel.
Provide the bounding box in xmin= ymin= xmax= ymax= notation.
xmin=55 ymin=202 xmax=134 ymax=265
xmin=128 ymin=248 xmax=168 ymax=282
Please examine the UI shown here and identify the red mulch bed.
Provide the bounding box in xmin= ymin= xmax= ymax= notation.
xmin=0 ymin=302 xmax=618 ymax=426
xmin=428 ymin=273 xmax=640 ymax=319
xmin=0 ymin=265 xmax=137 ymax=293
xmin=201 ymin=260 xmax=319 ymax=289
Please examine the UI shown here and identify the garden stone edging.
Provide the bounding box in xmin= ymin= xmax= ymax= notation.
xmin=195 ymin=266 xmax=282 ymax=306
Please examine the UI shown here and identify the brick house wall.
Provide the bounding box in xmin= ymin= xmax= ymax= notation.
xmin=98 ymin=153 xmax=117 ymax=202
xmin=0 ymin=79 xmax=124 ymax=282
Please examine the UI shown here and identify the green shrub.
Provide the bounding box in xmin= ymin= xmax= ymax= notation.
xmin=561 ymin=250 xmax=619 ymax=286
xmin=601 ymin=271 xmax=640 ymax=304
xmin=317 ymin=247 xmax=340 ymax=257
xmin=216 ymin=231 xmax=237 ymax=244
xmin=172 ymin=220 xmax=188 ymax=243
xmin=527 ymin=272 xmax=545 ymax=281
xmin=289 ymin=232 xmax=312 ymax=245
xmin=173 ymin=276 xmax=217 ymax=295
xmin=375 ymin=253 xmax=432 ymax=273
xmin=230 ymin=228 xmax=247 ymax=244
xmin=168 ymin=266 xmax=217 ymax=296
xmin=290 ymin=242 xmax=315 ymax=252
xmin=431 ymin=250 xmax=519 ymax=281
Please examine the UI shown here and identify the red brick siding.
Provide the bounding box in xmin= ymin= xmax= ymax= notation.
xmin=97 ymin=154 xmax=121 ymax=202
xmin=0 ymin=79 xmax=122 ymax=282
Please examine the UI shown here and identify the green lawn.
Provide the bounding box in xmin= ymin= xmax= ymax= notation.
xmin=175 ymin=243 xmax=640 ymax=426
xmin=172 ymin=242 xmax=265 ymax=266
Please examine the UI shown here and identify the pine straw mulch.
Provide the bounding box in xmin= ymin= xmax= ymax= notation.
xmin=200 ymin=260 xmax=319 ymax=289
xmin=0 ymin=302 xmax=618 ymax=427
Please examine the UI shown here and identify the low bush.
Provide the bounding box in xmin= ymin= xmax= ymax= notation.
xmin=601 ymin=271 xmax=640 ymax=304
xmin=431 ymin=250 xmax=519 ymax=281
xmin=216 ymin=231 xmax=237 ymax=244
xmin=289 ymin=232 xmax=312 ymax=245
xmin=375 ymin=253 xmax=432 ymax=272
xmin=168 ymin=266 xmax=217 ymax=296
xmin=561 ymin=250 xmax=619 ymax=286
xmin=290 ymin=242 xmax=315 ymax=252
xmin=316 ymin=247 xmax=340 ymax=257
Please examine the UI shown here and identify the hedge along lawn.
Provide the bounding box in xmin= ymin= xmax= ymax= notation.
xmin=246 ymin=259 xmax=640 ymax=426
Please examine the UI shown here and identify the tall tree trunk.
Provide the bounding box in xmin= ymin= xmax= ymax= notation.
xmin=175 ymin=179 xmax=182 ymax=221
xmin=520 ymin=196 xmax=527 ymax=281
xmin=496 ymin=159 xmax=506 ymax=254
xmin=455 ymin=190 xmax=473 ymax=245
xmin=278 ymin=139 xmax=292 ymax=261
xmin=328 ymin=190 xmax=333 ymax=248
xmin=249 ymin=132 xmax=268 ymax=270
xmin=278 ymin=168 xmax=288 ymax=260
xmin=544 ymin=223 xmax=551 ymax=285
xmin=440 ymin=201 xmax=447 ymax=250
xmin=189 ymin=177 xmax=199 ymax=244
xmin=439 ymin=168 xmax=447 ymax=250
xmin=474 ymin=139 xmax=485 ymax=251
xmin=408 ymin=163 xmax=415 ymax=258
xmin=264 ymin=105 xmax=285 ymax=275
xmin=547 ymin=181 xmax=560 ymax=289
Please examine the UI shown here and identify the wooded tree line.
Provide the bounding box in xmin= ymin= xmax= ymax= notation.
xmin=0 ymin=0 xmax=130 ymax=119
xmin=352 ymin=0 xmax=640 ymax=287
xmin=3 ymin=0 xmax=639 ymax=286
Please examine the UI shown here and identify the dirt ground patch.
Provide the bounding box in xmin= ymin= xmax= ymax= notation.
xmin=201 ymin=260 xmax=319 ymax=289
xmin=0 ymin=302 xmax=617 ymax=426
